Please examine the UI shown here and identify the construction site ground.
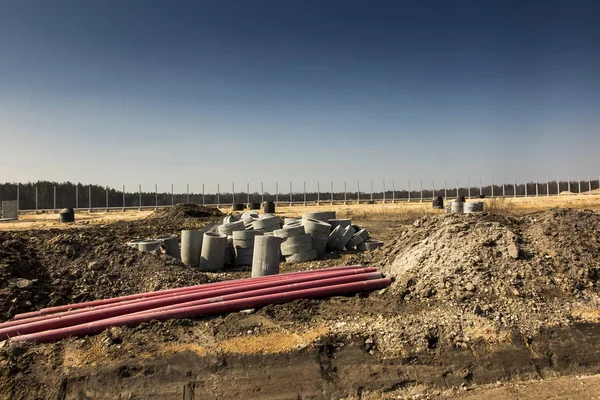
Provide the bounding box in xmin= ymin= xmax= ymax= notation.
xmin=1 ymin=195 xmax=600 ymax=399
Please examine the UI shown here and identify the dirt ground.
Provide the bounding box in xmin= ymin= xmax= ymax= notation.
xmin=1 ymin=198 xmax=600 ymax=399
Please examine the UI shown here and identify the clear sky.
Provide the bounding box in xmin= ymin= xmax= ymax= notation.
xmin=1 ymin=0 xmax=599 ymax=194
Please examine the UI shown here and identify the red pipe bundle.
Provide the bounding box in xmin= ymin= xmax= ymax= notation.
xmin=3 ymin=265 xmax=391 ymax=344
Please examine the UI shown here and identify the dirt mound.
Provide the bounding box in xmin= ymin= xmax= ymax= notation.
xmin=157 ymin=203 xmax=222 ymax=221
xmin=0 ymin=228 xmax=209 ymax=321
xmin=378 ymin=208 xmax=600 ymax=333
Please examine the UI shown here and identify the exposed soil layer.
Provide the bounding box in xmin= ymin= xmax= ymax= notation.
xmin=1 ymin=207 xmax=600 ymax=399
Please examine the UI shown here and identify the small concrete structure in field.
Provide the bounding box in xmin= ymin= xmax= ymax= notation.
xmin=1 ymin=200 xmax=18 ymax=221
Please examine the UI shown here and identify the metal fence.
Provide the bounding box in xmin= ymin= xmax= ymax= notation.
xmin=2 ymin=175 xmax=600 ymax=214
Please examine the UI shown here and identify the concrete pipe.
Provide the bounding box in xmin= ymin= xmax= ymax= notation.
xmin=283 ymin=221 xmax=303 ymax=229
xmin=326 ymin=225 xmax=344 ymax=250
xmin=473 ymin=202 xmax=484 ymax=212
xmin=357 ymin=240 xmax=384 ymax=251
xmin=451 ymin=202 xmax=464 ymax=214
xmin=305 ymin=230 xmax=330 ymax=242
xmin=252 ymin=236 xmax=282 ymax=277
xmin=312 ymin=239 xmax=328 ymax=256
xmin=328 ymin=219 xmax=351 ymax=231
xmin=302 ymin=218 xmax=332 ymax=234
xmin=445 ymin=202 xmax=452 ymax=214
xmin=334 ymin=225 xmax=356 ymax=251
xmin=138 ymin=239 xmax=162 ymax=254
xmin=284 ymin=218 xmax=300 ymax=225
xmin=218 ymin=220 xmax=246 ymax=235
xmin=456 ymin=196 xmax=466 ymax=203
xmin=126 ymin=238 xmax=147 ymax=250
xmin=274 ymin=225 xmax=305 ymax=238
xmin=281 ymin=241 xmax=314 ymax=256
xmin=263 ymin=201 xmax=275 ymax=214
xmin=285 ymin=249 xmax=318 ymax=263
xmin=283 ymin=233 xmax=312 ymax=246
xmin=463 ymin=202 xmax=476 ymax=213
xmin=252 ymin=215 xmax=280 ymax=231
xmin=199 ymin=232 xmax=227 ymax=271
xmin=156 ymin=235 xmax=181 ymax=259
xmin=242 ymin=211 xmax=260 ymax=224
xmin=232 ymin=203 xmax=245 ymax=211
xmin=249 ymin=202 xmax=261 ymax=210
xmin=59 ymin=208 xmax=75 ymax=223
xmin=345 ymin=229 xmax=369 ymax=250
xmin=223 ymin=215 xmax=240 ymax=224
xmin=181 ymin=230 xmax=204 ymax=266
xmin=303 ymin=211 xmax=336 ymax=222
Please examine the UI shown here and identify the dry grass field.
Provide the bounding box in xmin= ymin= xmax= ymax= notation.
xmin=1 ymin=194 xmax=599 ymax=231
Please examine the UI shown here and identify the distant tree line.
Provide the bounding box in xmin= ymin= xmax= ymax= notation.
xmin=0 ymin=179 xmax=598 ymax=211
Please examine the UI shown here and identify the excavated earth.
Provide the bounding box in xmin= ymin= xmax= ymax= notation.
xmin=1 ymin=205 xmax=600 ymax=399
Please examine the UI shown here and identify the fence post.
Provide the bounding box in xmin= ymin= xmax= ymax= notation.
xmin=275 ymin=182 xmax=279 ymax=204
xmin=155 ymin=184 xmax=158 ymax=211
xmin=247 ymin=182 xmax=250 ymax=205
xmin=578 ymin=176 xmax=581 ymax=195
xmin=420 ymin=180 xmax=423 ymax=202
xmin=479 ymin=178 xmax=482 ymax=197
xmin=556 ymin=176 xmax=559 ymax=196
xmin=344 ymin=180 xmax=347 ymax=204
xmin=289 ymin=181 xmax=293 ymax=206
xmin=202 ymin=184 xmax=205 ymax=206
xmin=444 ymin=179 xmax=447 ymax=200
xmin=53 ymin=186 xmax=56 ymax=212
xmin=171 ymin=184 xmax=174 ymax=206
xmin=589 ymin=176 xmax=592 ymax=194
xmin=35 ymin=186 xmax=38 ymax=212
xmin=392 ymin=180 xmax=395 ymax=203
xmin=492 ymin=177 xmax=494 ymax=198
xmin=432 ymin=179 xmax=435 ymax=199
xmin=217 ymin=183 xmax=220 ymax=207
xmin=546 ymin=177 xmax=549 ymax=196
xmin=16 ymin=184 xmax=19 ymax=212
xmin=261 ymin=182 xmax=264 ymax=204
xmin=513 ymin=178 xmax=516 ymax=198
xmin=502 ymin=177 xmax=505 ymax=197
xmin=370 ymin=181 xmax=373 ymax=202
xmin=122 ymin=185 xmax=125 ymax=211
xmin=408 ymin=180 xmax=411 ymax=202
xmin=330 ymin=181 xmax=333 ymax=205
xmin=525 ymin=181 xmax=528 ymax=197
xmin=383 ymin=180 xmax=386 ymax=203
xmin=456 ymin=177 xmax=459 ymax=198
xmin=467 ymin=178 xmax=471 ymax=199
xmin=535 ymin=176 xmax=538 ymax=197
xmin=76 ymin=185 xmax=79 ymax=210
xmin=568 ymin=176 xmax=571 ymax=196
xmin=106 ymin=186 xmax=109 ymax=211
xmin=187 ymin=183 xmax=189 ymax=203
xmin=357 ymin=180 xmax=360 ymax=204
xmin=138 ymin=185 xmax=141 ymax=211
xmin=303 ymin=181 xmax=306 ymax=206
xmin=232 ymin=183 xmax=235 ymax=205
xmin=89 ymin=185 xmax=92 ymax=212
xmin=317 ymin=181 xmax=320 ymax=204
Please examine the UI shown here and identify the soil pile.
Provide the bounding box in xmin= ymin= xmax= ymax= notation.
xmin=377 ymin=208 xmax=600 ymax=333
xmin=157 ymin=203 xmax=222 ymax=221
xmin=0 ymin=228 xmax=210 ymax=321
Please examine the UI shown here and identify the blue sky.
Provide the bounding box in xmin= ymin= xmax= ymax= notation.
xmin=1 ymin=0 xmax=599 ymax=193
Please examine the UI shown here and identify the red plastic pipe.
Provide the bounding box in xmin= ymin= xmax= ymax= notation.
xmin=1 ymin=268 xmax=375 ymax=330
xmin=129 ymin=271 xmax=382 ymax=316
xmin=0 ymin=268 xmax=377 ymax=339
xmin=12 ymin=265 xmax=365 ymax=320
xmin=11 ymin=278 xmax=391 ymax=343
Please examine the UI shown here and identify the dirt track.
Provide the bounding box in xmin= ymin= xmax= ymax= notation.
xmin=1 ymin=201 xmax=600 ymax=399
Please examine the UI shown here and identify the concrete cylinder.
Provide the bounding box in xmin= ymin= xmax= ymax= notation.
xmin=156 ymin=235 xmax=181 ymax=259
xmin=328 ymin=219 xmax=351 ymax=231
xmin=451 ymin=201 xmax=464 ymax=214
xmin=463 ymin=202 xmax=476 ymax=213
xmin=126 ymin=238 xmax=147 ymax=250
xmin=138 ymin=239 xmax=162 ymax=253
xmin=181 ymin=230 xmax=204 ymax=266
xmin=199 ymin=232 xmax=227 ymax=271
xmin=252 ymin=236 xmax=282 ymax=277
xmin=334 ymin=225 xmax=356 ymax=251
